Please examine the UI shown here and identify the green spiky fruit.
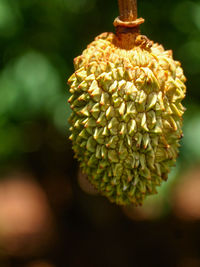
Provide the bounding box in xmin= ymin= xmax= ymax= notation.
xmin=68 ymin=32 xmax=186 ymax=205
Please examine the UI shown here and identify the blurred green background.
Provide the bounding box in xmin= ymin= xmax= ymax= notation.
xmin=0 ymin=0 xmax=200 ymax=267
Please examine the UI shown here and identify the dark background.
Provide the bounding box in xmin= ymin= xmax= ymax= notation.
xmin=0 ymin=0 xmax=200 ymax=266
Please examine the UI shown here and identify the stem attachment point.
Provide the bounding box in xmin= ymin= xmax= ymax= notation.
xmin=113 ymin=17 xmax=144 ymax=28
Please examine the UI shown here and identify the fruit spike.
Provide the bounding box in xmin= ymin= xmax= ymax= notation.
xmin=68 ymin=0 xmax=186 ymax=205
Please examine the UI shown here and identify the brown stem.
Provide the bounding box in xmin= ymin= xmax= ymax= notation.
xmin=114 ymin=0 xmax=145 ymax=49
xmin=118 ymin=0 xmax=137 ymax=21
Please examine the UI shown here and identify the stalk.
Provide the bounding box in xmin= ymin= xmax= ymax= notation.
xmin=114 ymin=0 xmax=144 ymax=29
xmin=114 ymin=0 xmax=144 ymax=49
xmin=118 ymin=0 xmax=137 ymax=21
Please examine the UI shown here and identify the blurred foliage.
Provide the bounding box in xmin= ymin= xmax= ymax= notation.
xmin=0 ymin=0 xmax=199 ymax=204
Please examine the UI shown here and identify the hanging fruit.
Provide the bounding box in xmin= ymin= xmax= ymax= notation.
xmin=68 ymin=0 xmax=186 ymax=205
